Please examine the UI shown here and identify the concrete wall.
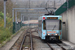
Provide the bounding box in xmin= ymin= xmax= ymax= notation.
xmin=61 ymin=6 xmax=75 ymax=43
xmin=61 ymin=12 xmax=67 ymax=40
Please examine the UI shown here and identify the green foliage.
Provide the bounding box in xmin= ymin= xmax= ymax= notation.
xmin=6 ymin=17 xmax=13 ymax=32
xmin=0 ymin=12 xmax=4 ymax=18
xmin=0 ymin=12 xmax=13 ymax=44
xmin=0 ymin=27 xmax=12 ymax=43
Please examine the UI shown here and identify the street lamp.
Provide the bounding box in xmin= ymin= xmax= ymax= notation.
xmin=4 ymin=0 xmax=7 ymax=28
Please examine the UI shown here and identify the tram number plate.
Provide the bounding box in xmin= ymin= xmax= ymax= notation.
xmin=47 ymin=17 xmax=58 ymax=19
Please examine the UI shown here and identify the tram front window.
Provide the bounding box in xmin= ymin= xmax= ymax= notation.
xmin=45 ymin=20 xmax=59 ymax=30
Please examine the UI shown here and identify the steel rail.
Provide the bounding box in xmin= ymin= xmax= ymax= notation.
xmin=56 ymin=43 xmax=66 ymax=50
xmin=47 ymin=43 xmax=67 ymax=50
xmin=19 ymin=31 xmax=27 ymax=50
xmin=47 ymin=43 xmax=54 ymax=50
xmin=30 ymin=30 xmax=33 ymax=50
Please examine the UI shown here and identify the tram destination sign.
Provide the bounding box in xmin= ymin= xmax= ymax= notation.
xmin=4 ymin=0 xmax=7 ymax=1
xmin=47 ymin=17 xmax=58 ymax=19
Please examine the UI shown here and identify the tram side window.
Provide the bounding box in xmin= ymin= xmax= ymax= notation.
xmin=39 ymin=20 xmax=41 ymax=27
xmin=43 ymin=20 xmax=46 ymax=30
xmin=59 ymin=20 xmax=61 ymax=30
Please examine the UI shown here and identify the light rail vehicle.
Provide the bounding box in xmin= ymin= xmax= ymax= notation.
xmin=38 ymin=15 xmax=62 ymax=42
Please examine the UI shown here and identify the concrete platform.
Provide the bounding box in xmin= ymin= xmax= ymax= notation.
xmin=0 ymin=30 xmax=24 ymax=50
xmin=62 ymin=40 xmax=75 ymax=50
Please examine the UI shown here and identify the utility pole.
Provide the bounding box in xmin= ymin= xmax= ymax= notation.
xmin=28 ymin=17 xmax=30 ymax=27
xmin=12 ymin=9 xmax=14 ymax=22
xmin=4 ymin=0 xmax=7 ymax=28
xmin=21 ymin=14 xmax=22 ymax=21
xmin=54 ymin=0 xmax=55 ymax=8
xmin=54 ymin=0 xmax=56 ymax=15
xmin=66 ymin=0 xmax=69 ymax=40
xmin=29 ymin=0 xmax=30 ymax=8
xmin=23 ymin=16 xmax=24 ymax=21
xmin=15 ymin=11 xmax=17 ymax=23
xmin=67 ymin=0 xmax=68 ymax=10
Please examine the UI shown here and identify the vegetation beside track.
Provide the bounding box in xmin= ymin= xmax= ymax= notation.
xmin=0 ymin=12 xmax=13 ymax=44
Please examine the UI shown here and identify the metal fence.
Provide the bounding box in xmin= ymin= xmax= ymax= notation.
xmin=13 ymin=22 xmax=38 ymax=33
xmin=13 ymin=22 xmax=23 ymax=33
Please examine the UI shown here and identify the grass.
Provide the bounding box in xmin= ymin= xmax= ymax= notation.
xmin=0 ymin=27 xmax=12 ymax=43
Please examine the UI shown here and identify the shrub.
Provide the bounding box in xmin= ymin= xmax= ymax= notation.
xmin=0 ymin=12 xmax=13 ymax=43
xmin=0 ymin=12 xmax=4 ymax=19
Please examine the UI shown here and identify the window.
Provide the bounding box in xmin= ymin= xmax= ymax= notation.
xmin=45 ymin=20 xmax=59 ymax=30
xmin=38 ymin=20 xmax=42 ymax=27
xmin=59 ymin=20 xmax=61 ymax=30
xmin=43 ymin=20 xmax=46 ymax=30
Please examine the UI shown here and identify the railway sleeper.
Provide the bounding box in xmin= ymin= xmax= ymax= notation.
xmin=51 ymin=46 xmax=62 ymax=50
xmin=23 ymin=47 xmax=30 ymax=50
xmin=49 ymin=44 xmax=62 ymax=50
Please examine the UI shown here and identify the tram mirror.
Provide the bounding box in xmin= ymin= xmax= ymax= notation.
xmin=43 ymin=20 xmax=45 ymax=22
xmin=63 ymin=22 xmax=65 ymax=24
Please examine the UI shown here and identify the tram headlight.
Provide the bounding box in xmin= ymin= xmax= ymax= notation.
xmin=55 ymin=34 xmax=58 ymax=36
xmin=47 ymin=34 xmax=50 ymax=35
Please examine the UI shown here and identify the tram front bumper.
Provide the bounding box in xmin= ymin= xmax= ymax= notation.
xmin=45 ymin=35 xmax=59 ymax=41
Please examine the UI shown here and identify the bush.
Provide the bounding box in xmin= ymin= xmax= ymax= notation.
xmin=0 ymin=12 xmax=13 ymax=43
xmin=0 ymin=27 xmax=12 ymax=43
xmin=0 ymin=12 xmax=4 ymax=19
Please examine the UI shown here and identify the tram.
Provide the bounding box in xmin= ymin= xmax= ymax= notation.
xmin=38 ymin=15 xmax=62 ymax=42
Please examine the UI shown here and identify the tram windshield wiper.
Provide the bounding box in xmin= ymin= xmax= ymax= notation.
xmin=52 ymin=25 xmax=56 ymax=30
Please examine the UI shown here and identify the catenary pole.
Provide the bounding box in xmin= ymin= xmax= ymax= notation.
xmin=15 ymin=11 xmax=17 ymax=22
xmin=12 ymin=9 xmax=14 ymax=22
xmin=4 ymin=0 xmax=7 ymax=28
xmin=66 ymin=0 xmax=69 ymax=40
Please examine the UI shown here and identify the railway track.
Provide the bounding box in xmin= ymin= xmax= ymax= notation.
xmin=20 ymin=29 xmax=33 ymax=50
xmin=11 ymin=27 xmax=74 ymax=50
xmin=47 ymin=42 xmax=73 ymax=50
xmin=19 ymin=29 xmax=27 ymax=50
xmin=30 ymin=30 xmax=33 ymax=50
